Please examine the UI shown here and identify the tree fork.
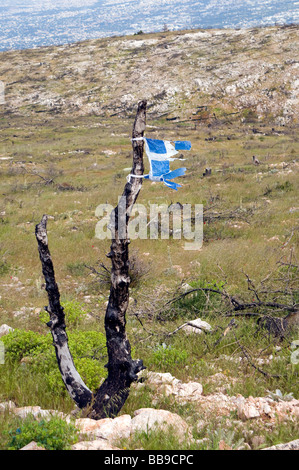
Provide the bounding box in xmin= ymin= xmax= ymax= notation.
xmin=35 ymin=100 xmax=147 ymax=419
xmin=35 ymin=214 xmax=93 ymax=409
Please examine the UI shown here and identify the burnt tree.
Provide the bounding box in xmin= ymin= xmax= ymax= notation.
xmin=35 ymin=100 xmax=147 ymax=419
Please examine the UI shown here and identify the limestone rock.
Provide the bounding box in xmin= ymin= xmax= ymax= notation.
xmin=181 ymin=283 xmax=192 ymax=292
xmin=237 ymin=398 xmax=261 ymax=420
xmin=0 ymin=324 xmax=14 ymax=337
xmin=75 ymin=414 xmax=132 ymax=441
xmin=131 ymin=408 xmax=190 ymax=441
xmin=238 ymin=403 xmax=260 ymax=420
xmin=183 ymin=324 xmax=204 ymax=335
xmin=0 ymin=401 xmax=16 ymax=412
xmin=72 ymin=439 xmax=121 ymax=451
xmin=262 ymin=439 xmax=299 ymax=450
xmin=183 ymin=318 xmax=212 ymax=335
xmin=174 ymin=381 xmax=203 ymax=399
xmin=219 ymin=440 xmax=233 ymax=450
xmin=75 ymin=418 xmax=98 ymax=434
xmin=20 ymin=441 xmax=46 ymax=450
xmin=142 ymin=371 xmax=203 ymax=402
xmin=13 ymin=406 xmax=65 ymax=420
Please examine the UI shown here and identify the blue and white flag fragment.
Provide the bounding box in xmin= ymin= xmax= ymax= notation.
xmin=129 ymin=137 xmax=191 ymax=190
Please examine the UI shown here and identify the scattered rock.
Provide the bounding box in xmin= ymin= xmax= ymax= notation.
xmin=181 ymin=283 xmax=192 ymax=292
xmin=172 ymin=265 xmax=183 ymax=276
xmin=131 ymin=408 xmax=190 ymax=441
xmin=183 ymin=324 xmax=204 ymax=335
xmin=20 ymin=441 xmax=46 ymax=451
xmin=0 ymin=401 xmax=16 ymax=412
xmin=75 ymin=414 xmax=132 ymax=441
xmin=183 ymin=318 xmax=212 ymax=335
xmin=13 ymin=405 xmax=66 ymax=421
xmin=219 ymin=439 xmax=233 ymax=450
xmin=251 ymin=435 xmax=266 ymax=449
xmin=75 ymin=406 xmax=191 ymax=445
xmin=72 ymin=440 xmax=121 ymax=451
xmin=1 ymin=370 xmax=299 ymax=450
xmin=206 ymin=373 xmax=238 ymax=393
xmin=139 ymin=372 xmax=203 ymax=402
xmin=262 ymin=439 xmax=299 ymax=450
xmin=14 ymin=406 xmax=47 ymax=419
xmin=12 ymin=306 xmax=41 ymax=318
xmin=237 ymin=400 xmax=261 ymax=420
xmin=0 ymin=324 xmax=14 ymax=337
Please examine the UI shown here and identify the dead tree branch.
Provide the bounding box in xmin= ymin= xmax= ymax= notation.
xmin=231 ymin=329 xmax=280 ymax=379
xmin=35 ymin=215 xmax=93 ymax=409
xmin=35 ymin=100 xmax=147 ymax=419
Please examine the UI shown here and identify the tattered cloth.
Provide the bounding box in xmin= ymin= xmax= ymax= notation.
xmin=128 ymin=137 xmax=191 ymax=190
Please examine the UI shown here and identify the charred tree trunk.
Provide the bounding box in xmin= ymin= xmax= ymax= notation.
xmin=35 ymin=215 xmax=93 ymax=409
xmin=35 ymin=100 xmax=147 ymax=419
xmin=89 ymin=99 xmax=147 ymax=418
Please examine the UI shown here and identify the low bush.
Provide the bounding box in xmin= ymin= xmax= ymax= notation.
xmin=2 ymin=328 xmax=107 ymax=393
xmin=39 ymin=299 xmax=87 ymax=328
xmin=5 ymin=415 xmax=79 ymax=450
xmin=151 ymin=343 xmax=188 ymax=370
xmin=174 ymin=279 xmax=225 ymax=319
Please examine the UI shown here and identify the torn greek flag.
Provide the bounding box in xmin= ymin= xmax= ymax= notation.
xmin=129 ymin=137 xmax=191 ymax=190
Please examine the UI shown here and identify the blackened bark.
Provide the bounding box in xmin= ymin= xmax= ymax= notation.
xmin=35 ymin=100 xmax=147 ymax=419
xmin=35 ymin=215 xmax=93 ymax=408
xmin=90 ymin=99 xmax=147 ymax=418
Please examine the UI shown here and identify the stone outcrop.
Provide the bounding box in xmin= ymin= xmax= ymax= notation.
xmin=75 ymin=414 xmax=132 ymax=441
xmin=137 ymin=371 xmax=203 ymax=402
xmin=0 ymin=324 xmax=14 ymax=337
xmin=20 ymin=441 xmax=46 ymax=451
xmin=131 ymin=408 xmax=190 ymax=441
xmin=1 ymin=371 xmax=299 ymax=450
xmin=182 ymin=318 xmax=212 ymax=335
xmin=262 ymin=439 xmax=299 ymax=451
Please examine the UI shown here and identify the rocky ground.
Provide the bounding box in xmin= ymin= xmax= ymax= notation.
xmin=1 ymin=370 xmax=299 ymax=450
xmin=0 ymin=25 xmax=298 ymax=125
xmin=0 ymin=23 xmax=298 ymax=452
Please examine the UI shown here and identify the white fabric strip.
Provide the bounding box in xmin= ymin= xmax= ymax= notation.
xmin=126 ymin=173 xmax=147 ymax=182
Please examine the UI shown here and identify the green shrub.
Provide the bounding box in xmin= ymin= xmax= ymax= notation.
xmin=0 ymin=248 xmax=10 ymax=276
xmin=66 ymin=261 xmax=86 ymax=277
xmin=2 ymin=329 xmax=107 ymax=393
xmin=174 ymin=280 xmax=225 ymax=318
xmin=275 ymin=181 xmax=293 ymax=192
xmin=5 ymin=415 xmax=79 ymax=450
xmin=0 ymin=261 xmax=9 ymax=276
xmin=152 ymin=343 xmax=188 ymax=369
xmin=39 ymin=299 xmax=87 ymax=328
xmin=2 ymin=329 xmax=48 ymax=362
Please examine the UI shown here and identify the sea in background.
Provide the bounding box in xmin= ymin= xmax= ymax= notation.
xmin=0 ymin=0 xmax=298 ymax=51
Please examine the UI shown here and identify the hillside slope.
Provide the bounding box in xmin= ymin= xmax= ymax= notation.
xmin=0 ymin=25 xmax=298 ymax=124
xmin=0 ymin=25 xmax=299 ymax=450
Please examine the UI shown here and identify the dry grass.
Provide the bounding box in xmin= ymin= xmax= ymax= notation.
xmin=0 ymin=25 xmax=298 ymax=450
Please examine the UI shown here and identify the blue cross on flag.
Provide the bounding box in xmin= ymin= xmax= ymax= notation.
xmin=130 ymin=137 xmax=191 ymax=190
